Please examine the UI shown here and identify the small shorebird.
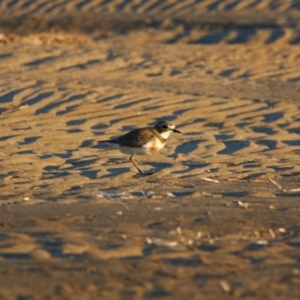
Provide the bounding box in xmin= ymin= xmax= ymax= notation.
xmin=99 ymin=120 xmax=181 ymax=175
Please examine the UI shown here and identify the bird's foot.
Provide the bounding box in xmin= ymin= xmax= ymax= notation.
xmin=139 ymin=171 xmax=154 ymax=176
xmin=137 ymin=168 xmax=155 ymax=176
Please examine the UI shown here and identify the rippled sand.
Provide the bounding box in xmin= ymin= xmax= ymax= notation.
xmin=1 ymin=0 xmax=300 ymax=299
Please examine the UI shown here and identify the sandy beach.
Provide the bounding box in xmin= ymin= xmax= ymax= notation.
xmin=1 ymin=0 xmax=300 ymax=299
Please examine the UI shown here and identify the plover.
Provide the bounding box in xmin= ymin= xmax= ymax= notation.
xmin=99 ymin=120 xmax=181 ymax=175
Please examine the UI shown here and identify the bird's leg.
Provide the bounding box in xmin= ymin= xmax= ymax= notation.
xmin=130 ymin=154 xmax=144 ymax=174
xmin=130 ymin=154 xmax=153 ymax=175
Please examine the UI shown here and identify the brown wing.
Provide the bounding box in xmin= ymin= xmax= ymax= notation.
xmin=117 ymin=128 xmax=155 ymax=147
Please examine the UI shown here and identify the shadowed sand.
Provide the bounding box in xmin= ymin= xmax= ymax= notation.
xmin=1 ymin=0 xmax=300 ymax=299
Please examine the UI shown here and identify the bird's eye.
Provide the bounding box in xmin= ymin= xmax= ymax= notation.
xmin=162 ymin=124 xmax=168 ymax=129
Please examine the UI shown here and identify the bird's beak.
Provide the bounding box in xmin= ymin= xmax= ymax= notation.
xmin=173 ymin=129 xmax=181 ymax=133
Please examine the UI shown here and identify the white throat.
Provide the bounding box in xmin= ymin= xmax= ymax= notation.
xmin=160 ymin=130 xmax=173 ymax=140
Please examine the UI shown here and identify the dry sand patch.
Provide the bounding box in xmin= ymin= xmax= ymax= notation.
xmin=1 ymin=0 xmax=300 ymax=299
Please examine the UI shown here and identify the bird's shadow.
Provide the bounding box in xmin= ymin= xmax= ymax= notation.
xmin=144 ymin=161 xmax=173 ymax=173
xmin=100 ymin=167 xmax=131 ymax=178
xmin=106 ymin=157 xmax=128 ymax=164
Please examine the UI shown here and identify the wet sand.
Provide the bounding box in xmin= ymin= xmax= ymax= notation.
xmin=1 ymin=0 xmax=300 ymax=299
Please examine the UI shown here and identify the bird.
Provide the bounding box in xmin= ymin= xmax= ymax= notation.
xmin=99 ymin=120 xmax=181 ymax=175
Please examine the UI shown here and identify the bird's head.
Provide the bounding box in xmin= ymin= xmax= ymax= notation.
xmin=154 ymin=120 xmax=181 ymax=139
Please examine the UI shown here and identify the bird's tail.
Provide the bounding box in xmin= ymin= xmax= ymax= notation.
xmin=98 ymin=139 xmax=119 ymax=144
